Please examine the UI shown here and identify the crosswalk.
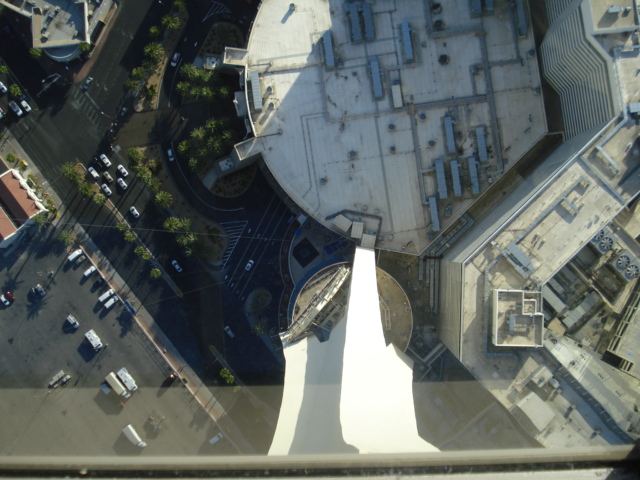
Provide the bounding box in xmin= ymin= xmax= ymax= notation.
xmin=220 ymin=220 xmax=248 ymax=268
xmin=203 ymin=1 xmax=231 ymax=22
xmin=68 ymin=86 xmax=112 ymax=133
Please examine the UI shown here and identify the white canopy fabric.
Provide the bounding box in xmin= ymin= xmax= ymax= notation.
xmin=269 ymin=247 xmax=438 ymax=455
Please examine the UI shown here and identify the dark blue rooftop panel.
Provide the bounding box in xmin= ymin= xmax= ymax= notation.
xmin=362 ymin=2 xmax=375 ymax=41
xmin=468 ymin=156 xmax=480 ymax=194
xmin=435 ymin=158 xmax=448 ymax=200
xmin=322 ymin=31 xmax=335 ymax=68
xmin=470 ymin=0 xmax=482 ymax=16
xmin=401 ymin=21 xmax=414 ymax=63
xmin=485 ymin=0 xmax=495 ymax=12
xmin=476 ymin=126 xmax=488 ymax=162
xmin=444 ymin=116 xmax=456 ymax=154
xmin=451 ymin=159 xmax=462 ymax=197
xmin=515 ymin=0 xmax=527 ymax=36
xmin=369 ymin=57 xmax=383 ymax=99
xmin=429 ymin=197 xmax=441 ymax=232
xmin=348 ymin=3 xmax=362 ymax=43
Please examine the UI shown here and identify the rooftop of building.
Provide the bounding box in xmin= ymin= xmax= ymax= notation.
xmin=235 ymin=0 xmax=546 ymax=255
xmin=0 ymin=170 xmax=44 ymax=226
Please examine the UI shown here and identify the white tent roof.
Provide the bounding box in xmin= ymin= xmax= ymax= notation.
xmin=269 ymin=247 xmax=438 ymax=455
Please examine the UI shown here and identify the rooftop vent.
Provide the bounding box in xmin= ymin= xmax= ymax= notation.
xmin=438 ymin=54 xmax=450 ymax=65
xmin=434 ymin=20 xmax=445 ymax=31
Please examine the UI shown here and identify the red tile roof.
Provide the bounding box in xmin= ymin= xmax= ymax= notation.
xmin=0 ymin=170 xmax=42 ymax=228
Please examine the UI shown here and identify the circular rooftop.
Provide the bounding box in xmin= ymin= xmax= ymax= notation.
xmin=241 ymin=0 xmax=546 ymax=255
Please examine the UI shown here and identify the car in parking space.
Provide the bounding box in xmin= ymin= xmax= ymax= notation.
xmin=19 ymin=99 xmax=31 ymax=113
xmin=102 ymin=171 xmax=113 ymax=184
xmin=3 ymin=291 xmax=14 ymax=303
xmin=1 ymin=292 xmax=13 ymax=306
xmin=83 ymin=266 xmax=96 ymax=277
xmin=87 ymin=166 xmax=99 ymax=180
xmin=32 ymin=284 xmax=46 ymax=297
xmin=0 ymin=106 xmax=4 ymax=120
xmin=224 ymin=326 xmax=235 ymax=338
xmin=117 ymin=165 xmax=129 ymax=177
xmin=171 ymin=260 xmax=182 ymax=272
xmin=8 ymin=100 xmax=23 ymax=117
xmin=0 ymin=81 xmax=6 ymax=94
xmin=167 ymin=148 xmax=175 ymax=161
xmin=66 ymin=314 xmax=80 ymax=329
xmin=129 ymin=206 xmax=140 ymax=218
xmin=170 ymin=52 xmax=181 ymax=67
xmin=99 ymin=153 xmax=111 ymax=168
xmin=245 ymin=260 xmax=254 ymax=271
xmin=82 ymin=76 xmax=93 ymax=91
xmin=101 ymin=183 xmax=112 ymax=196
xmin=117 ymin=178 xmax=127 ymax=190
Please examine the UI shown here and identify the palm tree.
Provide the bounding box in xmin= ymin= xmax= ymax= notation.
xmin=161 ymin=14 xmax=181 ymax=31
xmin=176 ymin=82 xmax=190 ymax=96
xmin=176 ymin=217 xmax=192 ymax=232
xmin=131 ymin=66 xmax=148 ymax=81
xmin=9 ymin=84 xmax=21 ymax=98
xmin=78 ymin=181 xmax=94 ymax=197
xmin=29 ymin=48 xmax=42 ymax=59
xmin=127 ymin=148 xmax=143 ymax=165
xmin=201 ymin=87 xmax=215 ymax=101
xmin=124 ymin=78 xmax=138 ymax=91
xmin=79 ymin=42 xmax=91 ymax=53
xmin=92 ymin=193 xmax=107 ymax=206
xmin=155 ymin=191 xmax=173 ymax=208
xmin=163 ymin=217 xmax=181 ymax=233
xmin=116 ymin=222 xmax=127 ymax=232
xmin=180 ymin=63 xmax=198 ymax=81
xmin=172 ymin=0 xmax=186 ymax=13
xmin=147 ymin=177 xmax=161 ymax=192
xmin=177 ymin=232 xmax=196 ymax=246
xmin=0 ymin=65 xmax=8 ymax=75
xmin=205 ymin=118 xmax=219 ymax=133
xmin=177 ymin=140 xmax=191 ymax=155
xmin=123 ymin=230 xmax=136 ymax=242
xmin=61 ymin=162 xmax=81 ymax=184
xmin=150 ymin=268 xmax=162 ymax=279
xmin=190 ymin=126 xmax=206 ymax=142
xmin=58 ymin=230 xmax=77 ymax=247
xmin=143 ymin=42 xmax=164 ymax=63
xmin=149 ymin=25 xmax=162 ymax=40
xmin=190 ymin=86 xmax=202 ymax=99
xmin=134 ymin=246 xmax=152 ymax=260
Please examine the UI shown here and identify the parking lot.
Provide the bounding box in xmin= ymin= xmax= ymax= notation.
xmin=0 ymin=225 xmax=235 ymax=456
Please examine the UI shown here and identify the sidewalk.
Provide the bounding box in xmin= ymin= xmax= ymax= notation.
xmin=0 ymin=126 xmax=257 ymax=453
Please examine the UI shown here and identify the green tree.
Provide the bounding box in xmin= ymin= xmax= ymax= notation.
xmin=9 ymin=84 xmax=21 ymax=98
xmin=252 ymin=320 xmax=267 ymax=336
xmin=161 ymin=14 xmax=181 ymax=31
xmin=79 ymin=42 xmax=91 ymax=53
xmin=177 ymin=140 xmax=190 ymax=155
xmin=180 ymin=63 xmax=198 ymax=81
xmin=201 ymin=87 xmax=215 ymax=101
xmin=176 ymin=217 xmax=192 ymax=232
xmin=147 ymin=177 xmax=161 ymax=192
xmin=58 ymin=230 xmax=77 ymax=247
xmin=0 ymin=64 xmax=8 ymax=74
xmin=32 ymin=212 xmax=49 ymax=228
xmin=150 ymin=268 xmax=162 ymax=279
xmin=190 ymin=126 xmax=206 ymax=142
xmin=29 ymin=48 xmax=42 ymax=59
xmin=163 ymin=217 xmax=181 ymax=233
xmin=144 ymin=84 xmax=157 ymax=101
xmin=176 ymin=232 xmax=196 ymax=246
xmin=92 ymin=192 xmax=107 ymax=206
xmin=155 ymin=191 xmax=173 ymax=208
xmin=116 ymin=221 xmax=128 ymax=232
xmin=172 ymin=0 xmax=186 ymax=13
xmin=61 ymin=162 xmax=81 ymax=184
xmin=176 ymin=81 xmax=190 ymax=96
xmin=143 ymin=42 xmax=164 ymax=63
xmin=188 ymin=156 xmax=201 ymax=172
xmin=149 ymin=25 xmax=162 ymax=40
xmin=134 ymin=246 xmax=152 ymax=260
xmin=123 ymin=230 xmax=136 ymax=243
xmin=5 ymin=152 xmax=18 ymax=165
xmin=78 ymin=181 xmax=94 ymax=197
xmin=219 ymin=368 xmax=234 ymax=384
xmin=124 ymin=78 xmax=138 ymax=91
xmin=218 ymin=86 xmax=231 ymax=99
xmin=131 ymin=66 xmax=148 ymax=81
xmin=127 ymin=148 xmax=143 ymax=165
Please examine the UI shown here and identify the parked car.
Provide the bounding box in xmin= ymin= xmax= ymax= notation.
xmin=102 ymin=172 xmax=113 ymax=184
xmin=117 ymin=165 xmax=129 ymax=177
xmin=245 ymin=260 xmax=254 ymax=271
xmin=82 ymin=76 xmax=93 ymax=91
xmin=0 ymin=106 xmax=4 ymax=120
xmin=224 ymin=326 xmax=235 ymax=338
xmin=167 ymin=148 xmax=175 ymax=161
xmin=171 ymin=260 xmax=182 ymax=272
xmin=0 ymin=81 xmax=6 ymax=94
xmin=129 ymin=206 xmax=140 ymax=218
xmin=19 ymin=99 xmax=31 ymax=113
xmin=8 ymin=100 xmax=22 ymax=117
xmin=83 ymin=266 xmax=96 ymax=277
xmin=171 ymin=52 xmax=181 ymax=67
xmin=66 ymin=314 xmax=80 ymax=329
xmin=0 ymin=292 xmax=12 ymax=306
xmin=3 ymin=291 xmax=14 ymax=302
xmin=101 ymin=184 xmax=112 ymax=196
xmin=99 ymin=153 xmax=111 ymax=168
xmin=117 ymin=178 xmax=127 ymax=190
xmin=87 ymin=166 xmax=99 ymax=180
xmin=32 ymin=284 xmax=46 ymax=297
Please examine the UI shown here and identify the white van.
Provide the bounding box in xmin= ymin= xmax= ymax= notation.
xmin=122 ymin=424 xmax=146 ymax=447
xmin=105 ymin=372 xmax=131 ymax=399
xmin=85 ymin=329 xmax=103 ymax=350
xmin=104 ymin=296 xmax=119 ymax=310
xmin=98 ymin=289 xmax=114 ymax=303
xmin=67 ymin=248 xmax=83 ymax=263
xmin=83 ymin=266 xmax=96 ymax=277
